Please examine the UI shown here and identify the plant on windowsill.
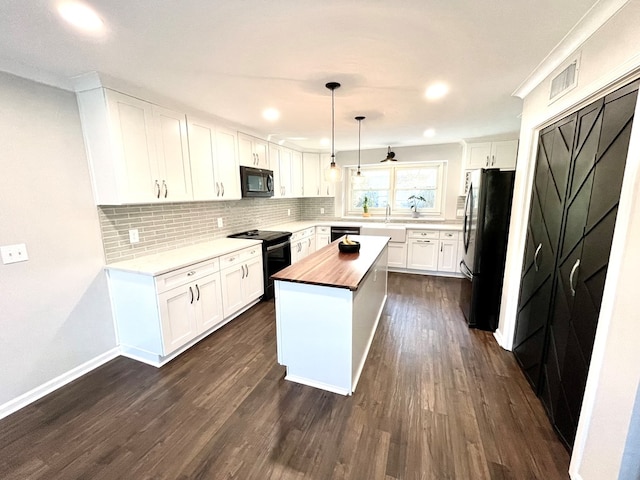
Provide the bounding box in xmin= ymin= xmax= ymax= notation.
xmin=408 ymin=195 xmax=426 ymax=218
xmin=362 ymin=195 xmax=371 ymax=217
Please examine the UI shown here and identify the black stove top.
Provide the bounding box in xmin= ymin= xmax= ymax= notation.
xmin=228 ymin=229 xmax=292 ymax=246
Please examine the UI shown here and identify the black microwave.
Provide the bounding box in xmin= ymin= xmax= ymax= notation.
xmin=240 ymin=166 xmax=274 ymax=198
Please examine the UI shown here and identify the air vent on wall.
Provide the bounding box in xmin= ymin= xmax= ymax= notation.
xmin=549 ymin=55 xmax=580 ymax=103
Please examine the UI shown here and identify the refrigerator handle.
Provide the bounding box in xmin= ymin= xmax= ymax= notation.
xmin=459 ymin=260 xmax=473 ymax=280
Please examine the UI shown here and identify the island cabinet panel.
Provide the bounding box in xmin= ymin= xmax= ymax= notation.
xmin=274 ymin=235 xmax=389 ymax=395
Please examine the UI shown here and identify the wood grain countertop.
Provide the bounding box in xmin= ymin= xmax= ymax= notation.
xmin=271 ymin=235 xmax=389 ymax=291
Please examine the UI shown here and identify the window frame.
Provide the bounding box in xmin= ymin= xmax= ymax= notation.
xmin=344 ymin=160 xmax=447 ymax=219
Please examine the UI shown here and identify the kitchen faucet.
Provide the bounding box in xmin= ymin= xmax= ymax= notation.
xmin=385 ymin=204 xmax=391 ymax=223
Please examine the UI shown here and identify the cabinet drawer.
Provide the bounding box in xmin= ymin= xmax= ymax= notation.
xmin=439 ymin=231 xmax=459 ymax=240
xmin=220 ymin=246 xmax=261 ymax=270
xmin=316 ymin=226 xmax=330 ymax=234
xmin=408 ymin=230 xmax=439 ymax=239
xmin=155 ymin=259 xmax=219 ymax=293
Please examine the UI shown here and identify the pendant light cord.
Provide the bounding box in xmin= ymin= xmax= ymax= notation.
xmin=331 ymin=87 xmax=335 ymax=164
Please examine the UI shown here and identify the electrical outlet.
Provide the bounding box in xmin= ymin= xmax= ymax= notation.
xmin=320 ymin=208 xmax=325 ymax=214
xmin=1 ymin=243 xmax=29 ymax=264
xmin=287 ymin=209 xmax=290 ymax=216
xmin=217 ymin=217 xmax=224 ymax=228
xmin=129 ymin=229 xmax=140 ymax=244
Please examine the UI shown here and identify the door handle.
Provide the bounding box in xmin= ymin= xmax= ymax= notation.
xmin=569 ymin=258 xmax=580 ymax=297
xmin=534 ymin=243 xmax=542 ymax=272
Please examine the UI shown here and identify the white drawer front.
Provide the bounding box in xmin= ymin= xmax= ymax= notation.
xmin=408 ymin=230 xmax=439 ymax=239
xmin=316 ymin=226 xmax=330 ymax=234
xmin=439 ymin=231 xmax=459 ymax=240
xmin=155 ymin=259 xmax=219 ymax=293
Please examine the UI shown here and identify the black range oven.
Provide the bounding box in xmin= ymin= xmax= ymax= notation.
xmin=228 ymin=230 xmax=292 ymax=300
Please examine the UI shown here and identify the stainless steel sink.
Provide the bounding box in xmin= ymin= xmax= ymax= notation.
xmin=360 ymin=224 xmax=407 ymax=242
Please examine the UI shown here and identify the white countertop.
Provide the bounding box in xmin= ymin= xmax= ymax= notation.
xmin=268 ymin=220 xmax=463 ymax=232
xmin=105 ymin=238 xmax=262 ymax=276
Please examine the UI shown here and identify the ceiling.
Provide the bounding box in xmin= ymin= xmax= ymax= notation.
xmin=0 ymin=0 xmax=599 ymax=151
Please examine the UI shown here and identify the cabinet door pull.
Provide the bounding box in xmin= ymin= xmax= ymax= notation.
xmin=491 ymin=155 xmax=496 ymax=166
xmin=534 ymin=243 xmax=542 ymax=272
xmin=317 ymin=187 xmax=320 ymax=195
xmin=569 ymin=258 xmax=580 ymax=297
xmin=189 ymin=286 xmax=194 ymax=304
xmin=195 ymin=284 xmax=200 ymax=301
xmin=162 ymin=180 xmax=168 ymax=198
xmin=308 ymin=238 xmax=311 ymax=247
xmin=245 ymin=264 xmax=249 ymax=277
xmin=241 ymin=264 xmax=245 ymax=279
xmin=215 ymin=182 xmax=220 ymax=196
xmin=187 ymin=270 xmax=196 ymax=276
xmin=440 ymin=244 xmax=443 ymax=252
xmin=486 ymin=155 xmax=490 ymax=167
xmin=155 ymin=180 xmax=161 ymax=198
xmin=221 ymin=183 xmax=224 ymax=196
xmin=326 ymin=186 xmax=329 ymax=195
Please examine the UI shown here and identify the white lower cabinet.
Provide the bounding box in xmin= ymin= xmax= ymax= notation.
xmin=407 ymin=229 xmax=459 ymax=274
xmin=220 ymin=247 xmax=264 ymax=318
xmin=158 ymin=272 xmax=223 ymax=354
xmin=388 ymin=242 xmax=407 ymax=269
xmin=107 ymin=243 xmax=263 ymax=366
xmin=290 ymin=227 xmax=316 ymax=263
xmin=315 ymin=226 xmax=331 ymax=249
xmin=437 ymin=231 xmax=459 ymax=273
xmin=408 ymin=238 xmax=439 ymax=270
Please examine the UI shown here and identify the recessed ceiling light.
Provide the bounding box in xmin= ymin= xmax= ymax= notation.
xmin=423 ymin=128 xmax=436 ymax=138
xmin=425 ymin=83 xmax=449 ymax=100
xmin=320 ymin=138 xmax=330 ymax=147
xmin=57 ymin=2 xmax=104 ymax=32
xmin=262 ymin=108 xmax=280 ymax=122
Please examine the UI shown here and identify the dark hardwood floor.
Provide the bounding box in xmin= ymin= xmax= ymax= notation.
xmin=0 ymin=273 xmax=570 ymax=479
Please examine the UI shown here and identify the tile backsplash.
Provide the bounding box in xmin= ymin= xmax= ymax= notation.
xmin=99 ymin=197 xmax=336 ymax=263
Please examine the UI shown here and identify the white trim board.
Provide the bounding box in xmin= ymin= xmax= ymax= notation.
xmin=0 ymin=348 xmax=120 ymax=420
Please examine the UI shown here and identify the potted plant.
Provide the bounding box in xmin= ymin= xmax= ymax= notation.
xmin=362 ymin=195 xmax=371 ymax=217
xmin=408 ymin=195 xmax=426 ymax=218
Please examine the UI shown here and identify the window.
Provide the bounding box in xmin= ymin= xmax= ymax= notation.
xmin=346 ymin=161 xmax=446 ymax=217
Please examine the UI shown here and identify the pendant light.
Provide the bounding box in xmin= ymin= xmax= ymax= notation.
xmin=381 ymin=146 xmax=397 ymax=162
xmin=324 ymin=82 xmax=342 ymax=182
xmin=355 ymin=116 xmax=365 ymax=176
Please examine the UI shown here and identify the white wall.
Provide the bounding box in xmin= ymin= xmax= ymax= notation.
xmin=335 ymin=143 xmax=464 ymax=220
xmin=496 ymin=1 xmax=640 ymax=478
xmin=0 ymin=72 xmax=117 ymax=414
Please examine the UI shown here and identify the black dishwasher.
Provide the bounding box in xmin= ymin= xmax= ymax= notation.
xmin=330 ymin=225 xmax=360 ymax=242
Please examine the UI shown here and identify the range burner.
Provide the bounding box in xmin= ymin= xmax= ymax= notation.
xmin=228 ymin=230 xmax=291 ymax=246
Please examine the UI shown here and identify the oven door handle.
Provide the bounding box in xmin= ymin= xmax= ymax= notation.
xmin=266 ymin=240 xmax=290 ymax=252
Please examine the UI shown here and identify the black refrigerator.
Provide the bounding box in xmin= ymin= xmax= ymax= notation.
xmin=459 ymin=168 xmax=515 ymax=331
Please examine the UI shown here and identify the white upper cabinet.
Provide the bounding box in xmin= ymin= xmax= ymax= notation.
xmin=152 ymin=105 xmax=192 ymax=202
xmin=238 ymin=132 xmax=269 ymax=168
xmin=187 ymin=117 xmax=240 ymax=201
xmin=303 ymin=153 xmax=321 ymax=197
xmin=290 ymin=149 xmax=304 ymax=197
xmin=76 ymin=88 xmax=193 ymax=205
xmin=465 ymin=140 xmax=518 ymax=170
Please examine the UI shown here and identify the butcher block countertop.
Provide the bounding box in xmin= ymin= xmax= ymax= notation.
xmin=272 ymin=235 xmax=389 ymax=291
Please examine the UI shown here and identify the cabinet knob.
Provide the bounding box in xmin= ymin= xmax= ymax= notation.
xmin=187 ymin=271 xmax=196 ymax=276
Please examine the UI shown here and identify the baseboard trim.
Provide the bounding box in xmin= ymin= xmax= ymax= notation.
xmin=0 ymin=348 xmax=120 ymax=420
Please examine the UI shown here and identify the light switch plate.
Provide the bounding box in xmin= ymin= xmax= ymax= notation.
xmin=217 ymin=217 xmax=224 ymax=228
xmin=287 ymin=209 xmax=290 ymax=216
xmin=320 ymin=208 xmax=325 ymax=214
xmin=129 ymin=229 xmax=140 ymax=244
xmin=1 ymin=243 xmax=29 ymax=264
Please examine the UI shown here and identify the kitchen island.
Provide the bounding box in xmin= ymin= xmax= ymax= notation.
xmin=272 ymin=235 xmax=389 ymax=395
